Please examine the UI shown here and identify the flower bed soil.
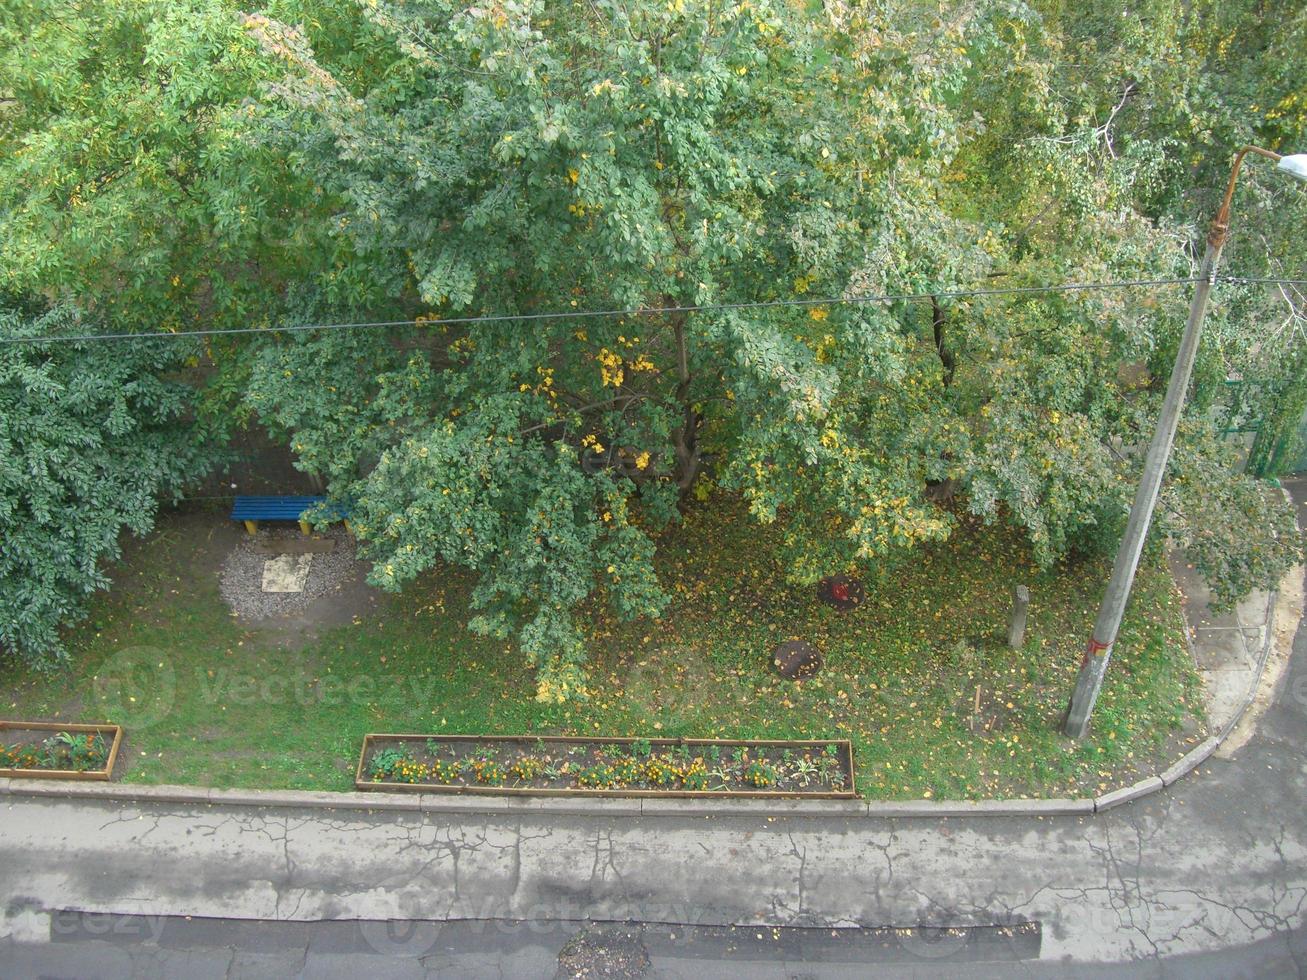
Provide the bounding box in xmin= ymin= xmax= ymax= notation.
xmin=357 ymin=734 xmax=856 ymax=798
xmin=0 ymin=722 xmax=122 ymax=781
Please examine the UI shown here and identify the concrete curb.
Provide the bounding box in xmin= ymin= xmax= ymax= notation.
xmin=0 ymin=778 xmax=1098 ymax=819
xmin=1 ymin=572 xmax=1292 ymax=822
xmin=1095 ymin=776 xmax=1163 ymax=812
xmin=861 ymin=798 xmax=1095 ymax=818
xmin=1159 ymin=737 xmax=1221 ymax=787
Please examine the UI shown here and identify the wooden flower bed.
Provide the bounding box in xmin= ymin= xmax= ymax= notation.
xmin=356 ymin=734 xmax=856 ymax=798
xmin=0 ymin=721 xmax=122 ymax=781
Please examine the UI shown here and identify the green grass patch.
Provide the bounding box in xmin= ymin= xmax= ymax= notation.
xmin=0 ymin=499 xmax=1203 ymax=799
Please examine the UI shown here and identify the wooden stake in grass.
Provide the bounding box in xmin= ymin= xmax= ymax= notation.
xmin=971 ymin=685 xmax=981 ymax=732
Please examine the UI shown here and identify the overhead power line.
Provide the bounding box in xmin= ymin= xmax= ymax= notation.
xmin=1221 ymin=276 xmax=1307 ymax=287
xmin=1 ymin=273 xmax=1294 ymax=346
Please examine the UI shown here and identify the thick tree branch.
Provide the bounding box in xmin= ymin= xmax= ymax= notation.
xmin=931 ymin=296 xmax=956 ymax=389
xmin=670 ymin=312 xmax=703 ymax=491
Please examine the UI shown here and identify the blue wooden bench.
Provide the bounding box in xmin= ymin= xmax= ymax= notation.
xmin=230 ymin=496 xmax=348 ymax=536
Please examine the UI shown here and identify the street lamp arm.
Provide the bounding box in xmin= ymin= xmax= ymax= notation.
xmin=1211 ymin=146 xmax=1285 ymax=248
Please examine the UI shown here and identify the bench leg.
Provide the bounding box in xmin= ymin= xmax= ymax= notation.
xmin=243 ymin=520 xmax=258 ymax=536
xmin=299 ymin=519 xmax=311 ymax=536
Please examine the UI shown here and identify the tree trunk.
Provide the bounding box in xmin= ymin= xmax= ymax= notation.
xmin=670 ymin=313 xmax=703 ymax=494
xmin=932 ymin=296 xmax=956 ymax=389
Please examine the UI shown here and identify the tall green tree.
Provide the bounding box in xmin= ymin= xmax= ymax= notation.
xmin=0 ymin=0 xmax=366 ymax=332
xmin=238 ymin=0 xmax=1303 ymax=700
xmin=0 ymin=305 xmax=213 ymax=668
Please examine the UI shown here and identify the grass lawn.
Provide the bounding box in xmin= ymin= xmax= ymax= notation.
xmin=0 ymin=497 xmax=1205 ymax=799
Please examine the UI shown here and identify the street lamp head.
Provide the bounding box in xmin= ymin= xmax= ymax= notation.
xmin=1277 ymin=153 xmax=1307 ymax=182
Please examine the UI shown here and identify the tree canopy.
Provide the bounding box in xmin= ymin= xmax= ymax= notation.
xmin=0 ymin=304 xmax=212 ymax=668
xmin=1 ymin=0 xmax=1303 ymax=690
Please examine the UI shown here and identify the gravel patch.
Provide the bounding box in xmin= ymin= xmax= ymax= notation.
xmin=555 ymin=925 xmax=650 ymax=979
xmin=219 ymin=526 xmax=370 ymax=621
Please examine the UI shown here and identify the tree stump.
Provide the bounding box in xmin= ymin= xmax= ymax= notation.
xmin=817 ymin=574 xmax=865 ymax=611
xmin=773 ymin=640 xmax=824 ymax=680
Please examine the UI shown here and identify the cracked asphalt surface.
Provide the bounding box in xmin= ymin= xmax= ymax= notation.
xmin=2 ymin=493 xmax=1306 ymax=976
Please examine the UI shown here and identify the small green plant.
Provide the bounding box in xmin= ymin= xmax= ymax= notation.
xmin=370 ymin=748 xmax=407 ymax=779
xmin=469 ymin=757 xmax=506 ymax=785
xmin=743 ymin=760 xmax=778 ymax=788
xmin=370 ymin=748 xmax=426 ymax=783
xmin=612 ymin=758 xmax=644 ymax=784
xmin=683 ymin=757 xmax=710 ymax=791
xmin=0 ymin=743 xmax=40 ymax=770
xmin=428 ymin=759 xmax=462 ymax=784
xmin=815 ymin=753 xmax=848 ymax=789
xmin=38 ymin=732 xmax=109 ymax=772
xmin=575 ymin=763 xmax=617 ymax=789
xmin=509 ymin=755 xmax=546 ymax=781
xmin=791 ymin=757 xmax=819 ymax=787
xmin=631 ymin=738 xmax=652 ymax=758
xmin=707 ymin=744 xmax=721 ymax=763
xmin=643 ymin=756 xmax=683 ymax=787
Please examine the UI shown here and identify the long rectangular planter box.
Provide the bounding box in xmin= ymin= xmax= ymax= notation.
xmin=357 ymin=734 xmax=857 ymax=799
xmin=0 ymin=721 xmax=123 ymax=781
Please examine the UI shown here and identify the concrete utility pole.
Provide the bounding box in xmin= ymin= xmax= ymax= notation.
xmin=1063 ymin=146 xmax=1307 ymax=739
xmin=1008 ymin=585 xmax=1030 ymax=649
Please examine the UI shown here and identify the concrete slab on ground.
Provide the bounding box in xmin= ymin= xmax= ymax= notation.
xmin=1171 ymin=548 xmax=1275 ymax=732
xmin=261 ymin=554 xmax=313 ymax=593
